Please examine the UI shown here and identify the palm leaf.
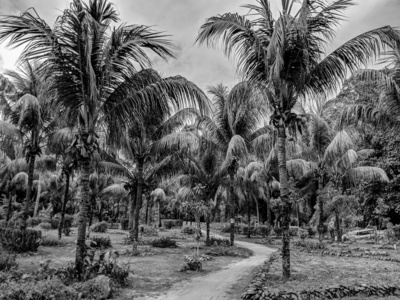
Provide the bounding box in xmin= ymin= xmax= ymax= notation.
xmin=345 ymin=166 xmax=389 ymax=187
xmin=323 ymin=130 xmax=353 ymax=166
xmin=286 ymin=159 xmax=311 ymax=180
xmin=0 ymin=120 xmax=22 ymax=140
xmin=335 ymin=149 xmax=357 ymax=173
xmin=102 ymin=184 xmax=127 ymax=196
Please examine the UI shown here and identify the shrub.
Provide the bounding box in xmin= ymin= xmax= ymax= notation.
xmin=205 ymin=236 xmax=231 ymax=247
xmin=162 ymin=219 xmax=183 ymax=229
xmin=120 ymin=218 xmax=129 ymax=231
xmin=205 ymin=246 xmax=253 ymax=258
xmin=0 ymin=228 xmax=42 ymax=253
xmin=307 ymin=226 xmax=316 ymax=238
xmin=41 ymin=236 xmax=68 ymax=247
xmin=141 ymin=225 xmax=158 ymax=237
xmin=0 ymin=251 xmax=17 ymax=271
xmin=181 ymin=226 xmax=195 ymax=235
xmin=289 ymin=227 xmax=299 ymax=236
xmin=90 ymin=236 xmax=112 ymax=248
xmin=27 ymin=217 xmax=41 ymax=227
xmin=392 ymin=225 xmax=400 ymax=240
xmin=73 ymin=275 xmax=113 ymax=299
xmin=0 ymin=278 xmax=78 ymax=300
xmin=273 ymin=227 xmax=283 ymax=236
xmin=256 ymin=225 xmax=272 ymax=237
xmin=150 ymin=237 xmax=177 ymax=248
xmin=39 ymin=222 xmax=52 ymax=230
xmin=90 ymin=221 xmax=108 ymax=233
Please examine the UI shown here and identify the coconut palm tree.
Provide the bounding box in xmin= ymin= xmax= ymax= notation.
xmin=0 ymin=0 xmax=183 ymax=274
xmin=297 ymin=117 xmax=389 ymax=241
xmin=196 ymin=0 xmax=400 ymax=277
xmin=107 ymin=68 xmax=209 ymax=242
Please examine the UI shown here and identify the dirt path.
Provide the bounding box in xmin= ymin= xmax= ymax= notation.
xmin=155 ymin=237 xmax=276 ymax=300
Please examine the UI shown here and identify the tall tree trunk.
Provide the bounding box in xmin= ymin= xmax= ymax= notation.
xmin=145 ymin=198 xmax=149 ymax=225
xmin=129 ymin=192 xmax=136 ymax=230
xmin=58 ymin=172 xmax=70 ymax=239
xmin=88 ymin=196 xmax=95 ymax=227
xmin=317 ymin=174 xmax=324 ymax=242
xmin=335 ymin=209 xmax=342 ymax=242
xmin=33 ymin=174 xmax=41 ymax=217
xmin=20 ymin=154 xmax=36 ymax=230
xmin=247 ymin=204 xmax=251 ymax=238
xmin=98 ymin=202 xmax=103 ymax=222
xmin=206 ymin=217 xmax=210 ymax=245
xmin=131 ymin=158 xmax=144 ymax=242
xmin=277 ymin=125 xmax=290 ymax=279
xmin=266 ymin=186 xmax=272 ymax=226
xmin=75 ymin=157 xmax=91 ymax=276
xmin=229 ymin=173 xmax=235 ymax=246
xmin=255 ymin=199 xmax=260 ymax=226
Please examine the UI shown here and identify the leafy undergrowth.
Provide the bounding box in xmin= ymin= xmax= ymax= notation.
xmin=263 ymin=250 xmax=399 ymax=298
xmin=11 ymin=228 xmax=244 ymax=299
xmin=205 ymin=246 xmax=253 ymax=258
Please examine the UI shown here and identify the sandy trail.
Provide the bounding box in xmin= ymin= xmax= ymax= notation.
xmin=155 ymin=236 xmax=276 ymax=300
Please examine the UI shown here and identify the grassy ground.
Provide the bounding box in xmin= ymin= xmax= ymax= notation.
xmin=15 ymin=226 xmax=245 ymax=299
xmin=265 ymin=249 xmax=400 ymax=299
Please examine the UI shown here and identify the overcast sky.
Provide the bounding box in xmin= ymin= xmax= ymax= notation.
xmin=0 ymin=0 xmax=399 ymax=93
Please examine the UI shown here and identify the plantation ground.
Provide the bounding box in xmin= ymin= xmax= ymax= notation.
xmin=16 ymin=227 xmax=250 ymax=299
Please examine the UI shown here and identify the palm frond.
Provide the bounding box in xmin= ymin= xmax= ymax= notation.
xmin=335 ymin=149 xmax=358 ymax=173
xmin=345 ymin=166 xmax=389 ymax=187
xmin=286 ymin=159 xmax=311 ymax=180
xmin=0 ymin=120 xmax=22 ymax=140
xmin=151 ymin=188 xmax=166 ymax=202
xmin=323 ymin=130 xmax=353 ymax=166
xmin=102 ymin=184 xmax=127 ymax=196
xmin=226 ymin=135 xmax=248 ymax=161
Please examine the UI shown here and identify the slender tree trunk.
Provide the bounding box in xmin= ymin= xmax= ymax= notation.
xmin=75 ymin=157 xmax=91 ymax=275
xmin=229 ymin=173 xmax=236 ymax=246
xmin=58 ymin=172 xmax=70 ymax=239
xmin=88 ymin=196 xmax=95 ymax=227
xmin=206 ymin=217 xmax=210 ymax=245
xmin=98 ymin=202 xmax=103 ymax=222
xmin=6 ymin=194 xmax=13 ymax=224
xmin=255 ymin=200 xmax=260 ymax=226
xmin=145 ymin=198 xmax=149 ymax=225
xmin=129 ymin=192 xmax=136 ymax=230
xmin=247 ymin=205 xmax=251 ymax=238
xmin=131 ymin=158 xmax=144 ymax=242
xmin=20 ymin=154 xmax=36 ymax=230
xmin=277 ymin=125 xmax=290 ymax=278
xmin=266 ymin=186 xmax=272 ymax=226
xmin=317 ymin=174 xmax=324 ymax=242
xmin=335 ymin=209 xmax=342 ymax=242
xmin=33 ymin=174 xmax=41 ymax=217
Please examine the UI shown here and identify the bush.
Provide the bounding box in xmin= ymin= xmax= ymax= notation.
xmin=205 ymin=236 xmax=231 ymax=247
xmin=0 ymin=251 xmax=17 ymax=271
xmin=90 ymin=236 xmax=112 ymax=248
xmin=392 ymin=225 xmax=400 ymax=240
xmin=307 ymin=226 xmax=316 ymax=238
xmin=273 ymin=227 xmax=283 ymax=236
xmin=73 ymin=275 xmax=113 ymax=299
xmin=162 ymin=219 xmax=183 ymax=229
xmin=256 ymin=225 xmax=272 ymax=237
xmin=41 ymin=236 xmax=68 ymax=247
xmin=39 ymin=222 xmax=52 ymax=230
xmin=120 ymin=218 xmax=129 ymax=231
xmin=205 ymin=246 xmax=253 ymax=258
xmin=142 ymin=225 xmax=158 ymax=237
xmin=181 ymin=226 xmax=195 ymax=235
xmin=289 ymin=226 xmax=299 ymax=236
xmin=0 ymin=278 xmax=78 ymax=300
xmin=0 ymin=228 xmax=42 ymax=253
xmin=27 ymin=217 xmax=41 ymax=227
xmin=90 ymin=221 xmax=108 ymax=233
xmin=150 ymin=237 xmax=177 ymax=248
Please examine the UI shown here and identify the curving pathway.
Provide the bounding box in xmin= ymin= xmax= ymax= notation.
xmin=156 ymin=236 xmax=276 ymax=300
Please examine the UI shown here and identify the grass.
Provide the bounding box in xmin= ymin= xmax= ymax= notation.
xmin=12 ymin=227 xmax=245 ymax=299
xmin=261 ymin=249 xmax=400 ymax=299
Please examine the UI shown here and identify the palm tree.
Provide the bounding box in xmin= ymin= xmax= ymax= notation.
xmin=108 ymin=68 xmax=209 ymax=242
xmin=297 ymin=117 xmax=389 ymax=241
xmin=0 ymin=0 xmax=181 ymax=274
xmin=196 ymin=0 xmax=400 ymax=277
